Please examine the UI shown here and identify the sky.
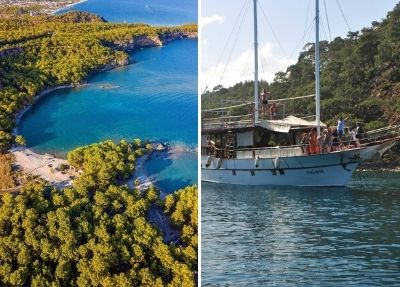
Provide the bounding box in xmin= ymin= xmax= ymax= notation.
xmin=201 ymin=0 xmax=399 ymax=91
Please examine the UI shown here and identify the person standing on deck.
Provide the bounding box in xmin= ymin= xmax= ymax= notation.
xmin=260 ymin=88 xmax=269 ymax=117
xmin=332 ymin=128 xmax=340 ymax=151
xmin=309 ymin=128 xmax=319 ymax=154
xmin=337 ymin=117 xmax=345 ymax=148
xmin=348 ymin=126 xmax=357 ymax=148
xmin=317 ymin=129 xmax=325 ymax=154
xmin=301 ymin=132 xmax=310 ymax=155
xmin=355 ymin=122 xmax=364 ymax=148
xmin=269 ymin=102 xmax=277 ymax=120
xmin=323 ymin=128 xmax=333 ymax=153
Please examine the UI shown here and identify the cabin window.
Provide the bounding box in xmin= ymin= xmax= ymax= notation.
xmin=237 ymin=131 xmax=254 ymax=147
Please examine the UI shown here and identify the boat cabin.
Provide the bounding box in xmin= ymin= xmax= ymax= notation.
xmin=201 ymin=115 xmax=326 ymax=159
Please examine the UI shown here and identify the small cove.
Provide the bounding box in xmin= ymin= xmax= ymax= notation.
xmin=20 ymin=38 xmax=198 ymax=193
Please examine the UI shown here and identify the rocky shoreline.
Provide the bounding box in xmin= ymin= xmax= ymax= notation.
xmin=358 ymin=162 xmax=400 ymax=172
xmin=12 ymin=30 xmax=198 ymax=136
xmin=9 ymin=30 xmax=197 ymax=188
xmin=113 ymin=31 xmax=198 ymax=52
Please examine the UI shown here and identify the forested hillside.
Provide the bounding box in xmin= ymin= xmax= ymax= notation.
xmin=0 ymin=140 xmax=198 ymax=286
xmin=202 ymin=3 xmax=400 ymax=130
xmin=0 ymin=11 xmax=197 ymax=152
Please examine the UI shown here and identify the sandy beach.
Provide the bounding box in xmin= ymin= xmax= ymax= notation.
xmin=127 ymin=153 xmax=154 ymax=191
xmin=11 ymin=147 xmax=73 ymax=189
xmin=51 ymin=0 xmax=88 ymax=15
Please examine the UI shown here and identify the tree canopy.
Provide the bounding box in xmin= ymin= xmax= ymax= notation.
xmin=0 ymin=140 xmax=198 ymax=286
xmin=0 ymin=11 xmax=197 ymax=152
xmin=202 ymin=3 xmax=400 ymax=130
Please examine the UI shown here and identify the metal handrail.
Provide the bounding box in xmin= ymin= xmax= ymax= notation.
xmin=235 ymin=145 xmax=303 ymax=151
xmin=202 ymin=114 xmax=253 ymax=121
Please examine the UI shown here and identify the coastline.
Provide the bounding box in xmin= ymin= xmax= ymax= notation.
xmin=12 ymin=29 xmax=197 ymax=137
xmin=51 ymin=0 xmax=88 ymax=15
xmin=12 ymin=33 xmax=198 ymax=137
xmin=13 ymin=84 xmax=75 ymax=136
xmin=10 ymin=146 xmax=73 ymax=188
xmin=7 ymin=21 xmax=197 ymax=188
xmin=358 ymin=162 xmax=400 ymax=172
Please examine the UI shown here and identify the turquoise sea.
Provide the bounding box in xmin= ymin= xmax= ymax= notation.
xmin=20 ymin=0 xmax=197 ymax=193
xmin=202 ymin=171 xmax=400 ymax=286
xmin=56 ymin=0 xmax=197 ymax=25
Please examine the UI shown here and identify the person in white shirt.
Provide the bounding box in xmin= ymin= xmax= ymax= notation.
xmin=337 ymin=117 xmax=345 ymax=146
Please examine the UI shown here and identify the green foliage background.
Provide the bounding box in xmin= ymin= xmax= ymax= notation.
xmin=0 ymin=140 xmax=198 ymax=286
xmin=0 ymin=11 xmax=197 ymax=152
xmin=202 ymin=3 xmax=400 ymax=129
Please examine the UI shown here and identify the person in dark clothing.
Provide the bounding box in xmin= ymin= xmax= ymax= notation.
xmin=355 ymin=122 xmax=364 ymax=148
xmin=260 ymin=88 xmax=269 ymax=116
xmin=331 ymin=128 xmax=340 ymax=151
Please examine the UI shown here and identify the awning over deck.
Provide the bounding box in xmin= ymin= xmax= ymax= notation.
xmin=257 ymin=116 xmax=326 ymax=133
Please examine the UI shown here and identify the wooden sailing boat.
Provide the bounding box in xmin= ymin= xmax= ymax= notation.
xmin=201 ymin=0 xmax=400 ymax=186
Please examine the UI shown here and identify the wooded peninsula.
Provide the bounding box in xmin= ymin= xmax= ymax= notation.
xmin=0 ymin=9 xmax=198 ymax=286
xmin=1 ymin=140 xmax=198 ymax=286
xmin=0 ymin=10 xmax=197 ymax=151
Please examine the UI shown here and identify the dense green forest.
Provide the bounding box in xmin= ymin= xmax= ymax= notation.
xmin=0 ymin=10 xmax=198 ymax=283
xmin=0 ymin=140 xmax=198 ymax=286
xmin=0 ymin=154 xmax=15 ymax=189
xmin=164 ymin=186 xmax=198 ymax=273
xmin=0 ymin=11 xmax=197 ymax=152
xmin=202 ymin=3 xmax=400 ymax=130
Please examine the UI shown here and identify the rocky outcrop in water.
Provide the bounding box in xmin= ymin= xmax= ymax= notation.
xmin=113 ymin=31 xmax=198 ymax=52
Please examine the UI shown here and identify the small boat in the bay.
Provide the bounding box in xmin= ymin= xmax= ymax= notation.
xmin=201 ymin=0 xmax=400 ymax=187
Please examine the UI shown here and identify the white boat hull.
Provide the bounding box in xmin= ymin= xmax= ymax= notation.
xmin=201 ymin=149 xmax=360 ymax=187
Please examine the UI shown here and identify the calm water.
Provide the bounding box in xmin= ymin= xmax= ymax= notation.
xmin=21 ymin=0 xmax=197 ymax=192
xmin=20 ymin=39 xmax=197 ymax=153
xmin=145 ymin=148 xmax=197 ymax=195
xmin=57 ymin=0 xmax=197 ymax=25
xmin=202 ymin=172 xmax=400 ymax=286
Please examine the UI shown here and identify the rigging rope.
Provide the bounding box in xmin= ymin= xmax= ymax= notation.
xmin=239 ymin=46 xmax=252 ymax=80
xmin=323 ymin=0 xmax=332 ymax=41
xmin=217 ymin=0 xmax=251 ymax=88
xmin=336 ymin=0 xmax=352 ymax=32
xmin=283 ymin=18 xmax=315 ymax=70
xmin=320 ymin=17 xmax=329 ymax=42
xmin=202 ymin=94 xmax=315 ymax=112
xmin=202 ymin=0 xmax=250 ymax=94
xmin=303 ymin=0 xmax=312 ymax=41
xmin=258 ymin=3 xmax=289 ymax=60
xmin=258 ymin=45 xmax=269 ymax=81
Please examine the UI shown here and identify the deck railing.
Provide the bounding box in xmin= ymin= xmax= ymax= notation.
xmin=361 ymin=125 xmax=400 ymax=145
xmin=201 ymin=144 xmax=306 ymax=159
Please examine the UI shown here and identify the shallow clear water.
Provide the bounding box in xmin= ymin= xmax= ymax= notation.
xmin=20 ymin=39 xmax=197 ymax=155
xmin=201 ymin=172 xmax=400 ymax=286
xmin=21 ymin=0 xmax=198 ymax=192
xmin=57 ymin=0 xmax=197 ymax=25
xmin=145 ymin=149 xmax=197 ymax=196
